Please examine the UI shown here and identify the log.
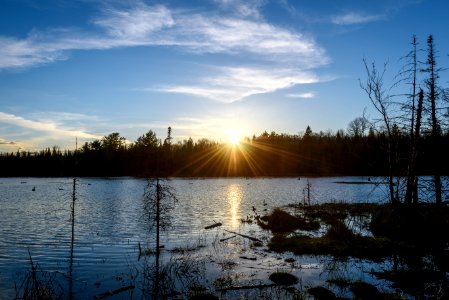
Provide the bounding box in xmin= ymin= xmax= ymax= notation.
xmin=205 ymin=222 xmax=222 ymax=229
xmin=224 ymin=230 xmax=263 ymax=243
xmin=220 ymin=235 xmax=236 ymax=242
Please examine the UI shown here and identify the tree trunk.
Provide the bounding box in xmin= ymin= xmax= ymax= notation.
xmin=425 ymin=35 xmax=442 ymax=204
xmin=405 ymin=36 xmax=418 ymax=205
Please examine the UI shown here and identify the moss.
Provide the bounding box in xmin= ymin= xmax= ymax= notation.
xmin=258 ymin=208 xmax=320 ymax=233
xmin=269 ymin=219 xmax=395 ymax=259
xmin=267 ymin=203 xmax=449 ymax=260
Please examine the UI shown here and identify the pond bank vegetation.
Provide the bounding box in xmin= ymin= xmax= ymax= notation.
xmin=262 ymin=203 xmax=449 ymax=259
xmin=259 ymin=202 xmax=449 ymax=298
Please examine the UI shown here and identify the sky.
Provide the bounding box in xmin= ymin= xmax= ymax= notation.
xmin=1 ymin=0 xmax=449 ymax=152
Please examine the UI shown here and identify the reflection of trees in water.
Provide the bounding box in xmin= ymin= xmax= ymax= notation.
xmin=141 ymin=251 xmax=206 ymax=299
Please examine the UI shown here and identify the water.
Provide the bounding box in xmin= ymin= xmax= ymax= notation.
xmin=0 ymin=177 xmax=389 ymax=298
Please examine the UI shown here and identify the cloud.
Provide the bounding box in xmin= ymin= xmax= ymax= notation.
xmin=0 ymin=2 xmax=329 ymax=101
xmin=0 ymin=111 xmax=101 ymax=140
xmin=0 ymin=138 xmax=16 ymax=145
xmin=159 ymin=66 xmax=319 ymax=102
xmin=214 ymin=0 xmax=266 ymax=18
xmin=332 ymin=12 xmax=384 ymax=25
xmin=171 ymin=16 xmax=327 ymax=66
xmin=0 ymin=2 xmax=328 ymax=69
xmin=92 ymin=4 xmax=175 ymax=39
xmin=286 ymin=92 xmax=315 ymax=99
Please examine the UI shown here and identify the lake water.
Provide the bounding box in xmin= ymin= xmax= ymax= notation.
xmin=0 ymin=177 xmax=392 ymax=298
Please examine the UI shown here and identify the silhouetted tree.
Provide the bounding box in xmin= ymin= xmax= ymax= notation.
xmin=399 ymin=35 xmax=420 ymax=204
xmin=102 ymin=132 xmax=126 ymax=152
xmin=360 ymin=59 xmax=398 ymax=203
xmin=347 ymin=110 xmax=370 ymax=137
xmin=142 ymin=177 xmax=177 ymax=299
xmin=422 ymin=35 xmax=443 ymax=204
xmin=135 ymin=130 xmax=159 ymax=149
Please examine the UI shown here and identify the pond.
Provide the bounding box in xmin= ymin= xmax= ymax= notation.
xmin=0 ymin=177 xmax=409 ymax=299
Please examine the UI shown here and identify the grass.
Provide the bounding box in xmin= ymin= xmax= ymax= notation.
xmin=262 ymin=203 xmax=449 ymax=260
xmin=15 ymin=252 xmax=63 ymax=300
xmin=258 ymin=208 xmax=320 ymax=233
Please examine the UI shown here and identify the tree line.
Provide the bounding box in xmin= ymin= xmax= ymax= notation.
xmin=1 ymin=125 xmax=448 ymax=179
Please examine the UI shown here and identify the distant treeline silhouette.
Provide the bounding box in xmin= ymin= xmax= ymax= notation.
xmin=1 ymin=126 xmax=448 ymax=177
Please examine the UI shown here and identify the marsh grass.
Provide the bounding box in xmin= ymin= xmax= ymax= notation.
xmin=263 ymin=203 xmax=449 ymax=259
xmin=15 ymin=253 xmax=63 ymax=300
xmin=258 ymin=208 xmax=320 ymax=233
xmin=261 ymin=203 xmax=449 ymax=298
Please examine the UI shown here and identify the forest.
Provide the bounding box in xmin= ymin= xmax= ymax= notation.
xmin=0 ymin=125 xmax=448 ymax=178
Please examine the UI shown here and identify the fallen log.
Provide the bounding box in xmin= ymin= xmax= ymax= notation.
xmin=216 ymin=283 xmax=277 ymax=292
xmin=220 ymin=235 xmax=236 ymax=242
xmin=239 ymin=255 xmax=257 ymax=261
xmin=205 ymin=222 xmax=222 ymax=229
xmin=224 ymin=230 xmax=263 ymax=243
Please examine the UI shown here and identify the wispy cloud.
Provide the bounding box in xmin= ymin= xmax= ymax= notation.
xmin=0 ymin=138 xmax=17 ymax=145
xmin=286 ymin=92 xmax=315 ymax=99
xmin=0 ymin=3 xmax=327 ymax=69
xmin=214 ymin=0 xmax=266 ymax=18
xmin=0 ymin=111 xmax=101 ymax=140
xmin=0 ymin=2 xmax=329 ymax=101
xmin=332 ymin=12 xmax=384 ymax=25
xmin=92 ymin=4 xmax=175 ymax=39
xmin=159 ymin=66 xmax=319 ymax=102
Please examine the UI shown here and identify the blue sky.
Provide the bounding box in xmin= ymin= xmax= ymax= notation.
xmin=1 ymin=0 xmax=448 ymax=151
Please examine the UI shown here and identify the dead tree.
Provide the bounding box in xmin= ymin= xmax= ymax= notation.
xmin=360 ymin=60 xmax=398 ymax=203
xmin=422 ymin=35 xmax=443 ymax=204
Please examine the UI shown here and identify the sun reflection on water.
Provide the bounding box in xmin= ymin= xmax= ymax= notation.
xmin=227 ymin=184 xmax=242 ymax=229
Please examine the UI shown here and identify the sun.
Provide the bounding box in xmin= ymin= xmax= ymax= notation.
xmin=227 ymin=129 xmax=241 ymax=145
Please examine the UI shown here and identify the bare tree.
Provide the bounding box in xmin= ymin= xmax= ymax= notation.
xmin=347 ymin=109 xmax=370 ymax=137
xmin=142 ymin=177 xmax=177 ymax=298
xmin=360 ymin=59 xmax=398 ymax=203
xmin=143 ymin=178 xmax=177 ymax=253
xmin=397 ymin=35 xmax=420 ymax=204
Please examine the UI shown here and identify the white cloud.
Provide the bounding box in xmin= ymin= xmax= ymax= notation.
xmin=0 ymin=112 xmax=101 ymax=140
xmin=332 ymin=12 xmax=384 ymax=25
xmin=92 ymin=4 xmax=175 ymax=39
xmin=0 ymin=2 xmax=328 ymax=69
xmin=0 ymin=2 xmax=329 ymax=102
xmin=286 ymin=92 xmax=315 ymax=99
xmin=160 ymin=66 xmax=319 ymax=102
xmin=214 ymin=0 xmax=266 ymax=18
xmin=170 ymin=16 xmax=327 ymax=66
